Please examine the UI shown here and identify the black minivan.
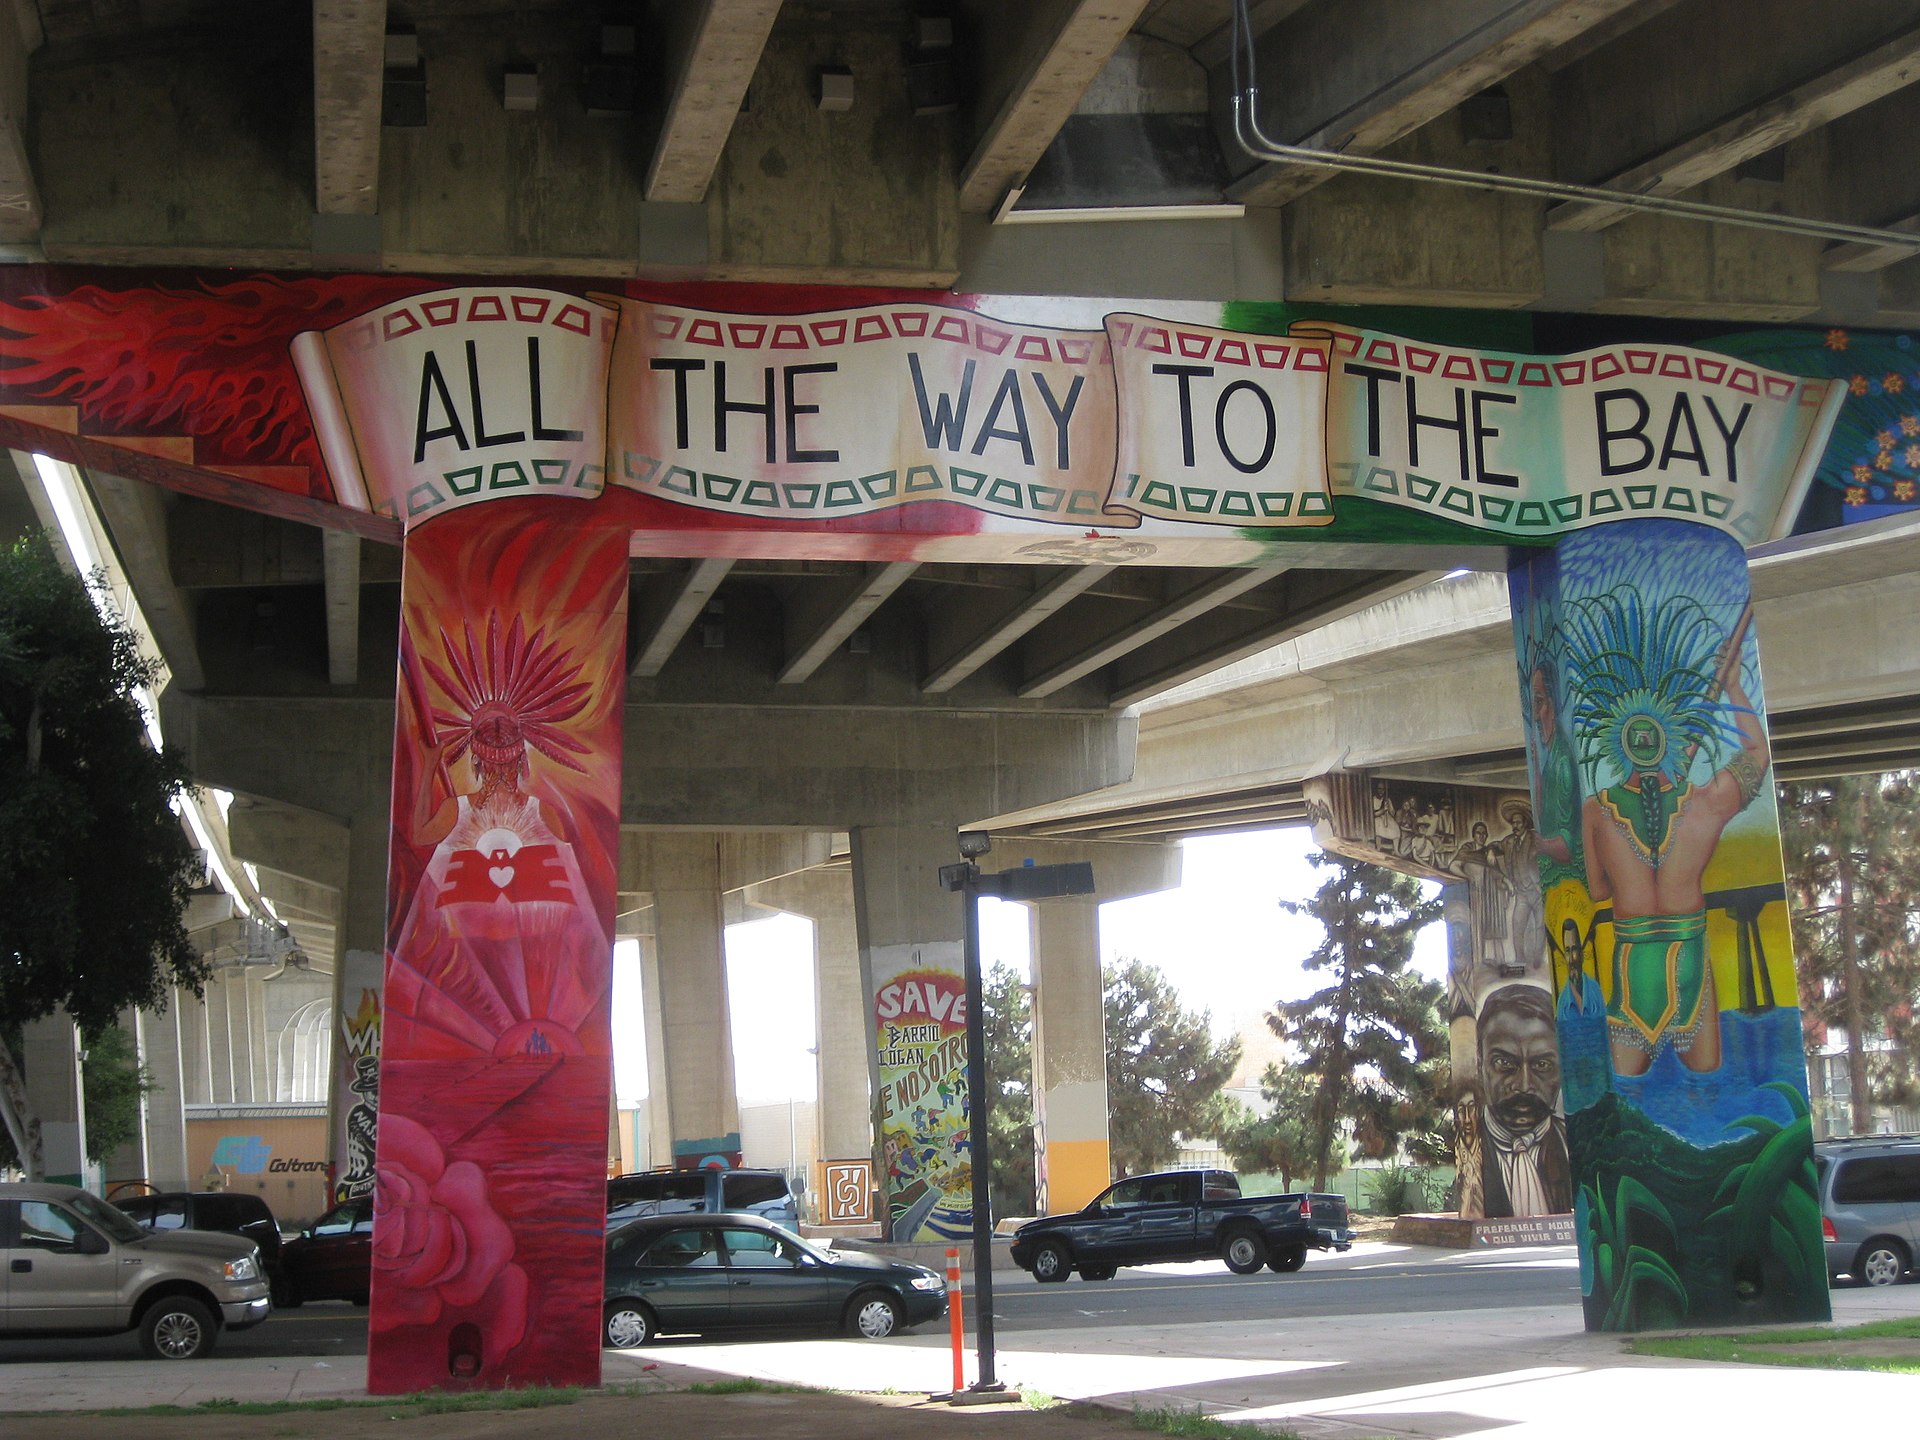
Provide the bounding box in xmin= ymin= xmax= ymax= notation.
xmin=606 ymin=1168 xmax=798 ymax=1229
xmin=115 ymin=1190 xmax=284 ymax=1278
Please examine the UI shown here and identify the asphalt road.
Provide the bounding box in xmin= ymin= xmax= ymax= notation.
xmin=0 ymin=1242 xmax=1588 ymax=1364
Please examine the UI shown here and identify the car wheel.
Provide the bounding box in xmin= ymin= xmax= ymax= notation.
xmin=1222 ymin=1229 xmax=1267 ymax=1275
xmin=1267 ymin=1246 xmax=1306 ymax=1274
xmin=1030 ymin=1240 xmax=1072 ymax=1283
xmin=270 ymin=1275 xmax=302 ymax=1309
xmin=603 ymin=1299 xmax=656 ymax=1348
xmin=1079 ymin=1265 xmax=1116 ymax=1282
xmin=1857 ymin=1238 xmax=1909 ymax=1287
xmin=140 ymin=1296 xmax=218 ymax=1360
xmin=847 ymin=1290 xmax=902 ymax=1339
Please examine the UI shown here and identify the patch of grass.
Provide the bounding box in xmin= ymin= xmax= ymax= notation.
xmin=1128 ymin=1403 xmax=1302 ymax=1439
xmin=684 ymin=1378 xmax=814 ymax=1396
xmin=1629 ymin=1315 xmax=1920 ymax=1374
xmin=19 ymin=1385 xmax=587 ymax=1420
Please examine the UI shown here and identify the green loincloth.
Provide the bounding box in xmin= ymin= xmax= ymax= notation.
xmin=1606 ymin=909 xmax=1710 ymax=1058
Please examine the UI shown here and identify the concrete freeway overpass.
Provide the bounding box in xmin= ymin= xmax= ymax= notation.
xmin=4 ymin=0 xmax=1920 ymax=1384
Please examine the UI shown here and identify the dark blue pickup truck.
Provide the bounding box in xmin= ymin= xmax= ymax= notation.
xmin=1009 ymin=1168 xmax=1353 ymax=1282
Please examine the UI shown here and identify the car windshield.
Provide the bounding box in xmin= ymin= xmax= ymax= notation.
xmin=68 ymin=1190 xmax=148 ymax=1243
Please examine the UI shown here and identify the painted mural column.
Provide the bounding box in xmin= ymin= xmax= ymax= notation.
xmin=1509 ymin=519 xmax=1828 ymax=1330
xmin=367 ymin=499 xmax=628 ymax=1391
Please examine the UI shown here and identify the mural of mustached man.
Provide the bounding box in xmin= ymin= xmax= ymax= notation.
xmin=1512 ymin=519 xmax=1827 ymax=1331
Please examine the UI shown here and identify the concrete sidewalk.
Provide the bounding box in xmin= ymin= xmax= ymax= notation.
xmin=1 ymin=1244 xmax=1916 ymax=1439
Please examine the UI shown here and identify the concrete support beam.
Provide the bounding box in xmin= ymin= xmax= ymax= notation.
xmin=312 ymin=0 xmax=388 ymax=216
xmin=139 ymin=1002 xmax=190 ymax=1191
xmin=322 ymin=528 xmax=361 ymax=687
xmin=1019 ymin=566 xmax=1279 ymax=698
xmin=1548 ymin=24 xmax=1920 ymax=233
xmin=923 ymin=565 xmax=1113 ymax=693
xmin=85 ymin=468 xmax=204 ymax=692
xmin=22 ymin=1011 xmax=85 ymax=1186
xmin=958 ymin=2 xmax=1154 ymax=215
xmin=0 ymin=0 xmax=42 ymax=246
xmin=99 ymin=1010 xmax=150 ymax=1191
xmin=637 ymin=932 xmax=674 ymax=1172
xmin=1825 ymin=212 xmax=1920 ymax=273
xmin=779 ymin=562 xmax=918 ymax=685
xmin=630 ymin=557 xmax=733 ymax=678
xmin=746 ymin=865 xmax=872 ymax=1168
xmin=994 ymin=836 xmax=1180 ymax=1213
xmin=646 ymin=1 xmax=783 ymax=204
xmin=1225 ymin=0 xmax=1643 ymax=207
xmin=631 ymin=833 xmax=740 ymax=1158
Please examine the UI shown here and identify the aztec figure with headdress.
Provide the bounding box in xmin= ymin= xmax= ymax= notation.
xmin=1562 ymin=587 xmax=1767 ymax=1077
xmin=383 ymin=612 xmax=611 ymax=1062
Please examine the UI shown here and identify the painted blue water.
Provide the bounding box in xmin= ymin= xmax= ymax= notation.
xmin=1568 ymin=1006 xmax=1810 ymax=1148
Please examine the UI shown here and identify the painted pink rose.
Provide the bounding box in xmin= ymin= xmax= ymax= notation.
xmin=372 ymin=1114 xmax=528 ymax=1354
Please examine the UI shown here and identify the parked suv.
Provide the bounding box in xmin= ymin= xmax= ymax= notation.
xmin=1816 ymin=1135 xmax=1920 ymax=1286
xmin=0 ymin=1181 xmax=270 ymax=1358
xmin=115 ymin=1190 xmax=284 ymax=1279
xmin=605 ymin=1168 xmax=798 ymax=1229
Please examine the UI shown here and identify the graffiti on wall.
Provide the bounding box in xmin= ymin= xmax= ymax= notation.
xmin=330 ymin=950 xmax=383 ymax=1203
xmin=872 ymin=945 xmax=972 ymax=1241
xmin=1511 ymin=519 xmax=1825 ymax=1330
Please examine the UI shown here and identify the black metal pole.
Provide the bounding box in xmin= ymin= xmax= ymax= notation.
xmin=959 ymin=870 xmax=1002 ymax=1390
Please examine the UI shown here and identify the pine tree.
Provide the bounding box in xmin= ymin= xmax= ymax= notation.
xmin=980 ymin=961 xmax=1037 ymax=1218
xmin=1274 ymin=853 xmax=1446 ymax=1191
xmin=1779 ymin=772 xmax=1920 ymax=1129
xmin=0 ymin=535 xmax=205 ymax=1176
xmin=1219 ymin=1062 xmax=1341 ymax=1190
xmin=1103 ymin=958 xmax=1242 ymax=1176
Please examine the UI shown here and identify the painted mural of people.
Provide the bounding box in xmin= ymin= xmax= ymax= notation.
xmin=1526 ymin=660 xmax=1583 ymax=889
xmin=1477 ymin=984 xmax=1570 ymax=1217
xmin=1497 ymin=799 xmax=1543 ymax=972
xmin=1549 ymin=917 xmax=1605 ymax=1021
xmin=1457 ymin=820 xmax=1511 ymax=967
xmin=1570 ymin=595 xmax=1766 ymax=1078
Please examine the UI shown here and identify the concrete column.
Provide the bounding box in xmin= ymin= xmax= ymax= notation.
xmin=634 ymin=833 xmax=740 ymax=1163
xmin=139 ymin=1000 xmax=191 ymax=1191
xmin=638 ymin=932 xmax=673 ymax=1170
xmin=247 ymin=974 xmax=272 ymax=1102
xmin=22 ymin=1011 xmax=86 ymax=1187
xmin=1510 ymin=518 xmax=1825 ymax=1331
xmin=176 ymin=982 xmax=213 ymax=1107
xmin=100 ymin=1009 xmax=150 ymax=1191
xmin=745 ymin=865 xmax=871 ymax=1170
xmin=851 ymin=822 xmax=969 ymax=1241
xmin=328 ymin=809 xmax=390 ymax=1205
xmin=207 ymin=972 xmax=237 ymax=1103
xmin=1028 ymin=899 xmax=1107 ymax=1214
xmin=996 ymin=838 xmax=1181 ymax=1215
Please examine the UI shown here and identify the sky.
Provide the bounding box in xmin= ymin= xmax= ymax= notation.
xmin=612 ymin=825 xmax=1450 ymax=1108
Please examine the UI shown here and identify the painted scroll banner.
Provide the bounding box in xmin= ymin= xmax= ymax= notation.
xmin=594 ymin=294 xmax=1144 ymax=528
xmin=292 ymin=287 xmax=617 ymax=523
xmin=1105 ymin=313 xmax=1333 ymax=528
xmin=1304 ymin=325 xmax=1846 ymax=544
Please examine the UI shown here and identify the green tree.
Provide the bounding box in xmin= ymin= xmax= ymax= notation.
xmin=0 ymin=536 xmax=206 ymax=1177
xmin=1779 ymin=772 xmax=1920 ymax=1129
xmin=1104 ymin=957 xmax=1242 ymax=1177
xmin=980 ymin=961 xmax=1036 ymax=1219
xmin=1220 ymin=1062 xmax=1342 ymax=1190
xmin=1274 ymin=853 xmax=1446 ymax=1190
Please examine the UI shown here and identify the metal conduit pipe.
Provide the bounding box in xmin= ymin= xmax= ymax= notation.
xmin=1226 ymin=0 xmax=1920 ymax=257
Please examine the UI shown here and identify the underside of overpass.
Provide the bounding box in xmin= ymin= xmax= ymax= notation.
xmin=2 ymin=0 xmax=1916 ymax=1373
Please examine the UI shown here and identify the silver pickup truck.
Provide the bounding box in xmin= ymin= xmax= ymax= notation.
xmin=1 ymin=1181 xmax=271 ymax=1357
